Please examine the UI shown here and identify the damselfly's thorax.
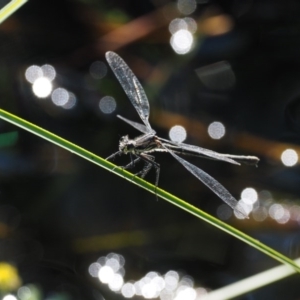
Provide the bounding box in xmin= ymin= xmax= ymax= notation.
xmin=119 ymin=134 xmax=162 ymax=155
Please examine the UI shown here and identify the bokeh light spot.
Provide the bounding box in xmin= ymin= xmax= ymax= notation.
xmin=290 ymin=205 xmax=300 ymax=221
xmin=17 ymin=286 xmax=32 ymax=300
xmin=164 ymin=271 xmax=179 ymax=291
xmin=169 ymin=125 xmax=187 ymax=143
xmin=207 ymin=121 xmax=225 ymax=139
xmin=51 ymin=88 xmax=69 ymax=106
xmin=281 ymin=149 xmax=298 ymax=166
xmin=99 ymin=96 xmax=117 ymax=114
xmin=41 ymin=64 xmax=56 ymax=81
xmin=3 ymin=295 xmax=17 ymax=300
xmin=169 ymin=18 xmax=197 ymax=34
xmin=169 ymin=18 xmax=188 ymax=34
xmin=174 ymin=286 xmax=196 ymax=300
xmin=62 ymin=92 xmax=77 ymax=109
xmin=32 ymin=77 xmax=52 ymax=98
xmin=183 ymin=17 xmax=197 ymax=33
xmin=90 ymin=61 xmax=107 ymax=79
xmin=177 ymin=0 xmax=197 ymax=15
xmin=25 ymin=65 xmax=43 ymax=84
xmin=269 ymin=204 xmax=290 ymax=224
xmin=216 ymin=204 xmax=232 ymax=220
xmin=170 ymin=29 xmax=194 ymax=54
xmin=106 ymin=257 xmax=120 ymax=273
xmin=241 ymin=187 xmax=258 ymax=205
xmin=141 ymin=281 xmax=158 ymax=299
xmin=98 ymin=266 xmax=114 ymax=284
xmin=121 ymin=282 xmax=136 ymax=298
xmin=269 ymin=204 xmax=284 ymax=220
xmin=108 ymin=273 xmax=124 ymax=291
xmin=88 ymin=262 xmax=101 ymax=277
xmin=252 ymin=207 xmax=268 ymax=222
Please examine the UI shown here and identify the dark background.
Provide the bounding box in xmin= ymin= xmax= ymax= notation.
xmin=1 ymin=0 xmax=300 ymax=299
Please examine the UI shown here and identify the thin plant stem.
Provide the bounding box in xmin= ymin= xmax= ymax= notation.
xmin=202 ymin=257 xmax=300 ymax=300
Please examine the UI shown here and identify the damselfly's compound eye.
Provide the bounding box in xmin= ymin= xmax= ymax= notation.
xmin=119 ymin=136 xmax=129 ymax=151
xmin=119 ymin=136 xmax=136 ymax=154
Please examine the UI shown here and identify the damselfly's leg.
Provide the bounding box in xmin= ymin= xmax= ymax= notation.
xmin=123 ymin=156 xmax=141 ymax=170
xmin=106 ymin=151 xmax=127 ymax=172
xmin=107 ymin=151 xmax=142 ymax=172
xmin=106 ymin=151 xmax=122 ymax=161
xmin=137 ymin=154 xmax=160 ymax=187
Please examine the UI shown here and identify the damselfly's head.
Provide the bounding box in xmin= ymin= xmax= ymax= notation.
xmin=119 ymin=135 xmax=136 ymax=154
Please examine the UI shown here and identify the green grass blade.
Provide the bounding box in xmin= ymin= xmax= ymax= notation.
xmin=0 ymin=108 xmax=299 ymax=273
xmin=0 ymin=0 xmax=28 ymax=24
xmin=203 ymin=257 xmax=300 ymax=299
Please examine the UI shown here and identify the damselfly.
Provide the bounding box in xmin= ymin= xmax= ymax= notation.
xmin=105 ymin=51 xmax=259 ymax=217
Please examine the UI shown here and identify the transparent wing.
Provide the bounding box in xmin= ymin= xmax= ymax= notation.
xmin=117 ymin=115 xmax=155 ymax=134
xmin=106 ymin=51 xmax=153 ymax=133
xmin=165 ymin=148 xmax=248 ymax=218
xmin=159 ymin=137 xmax=259 ymax=166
